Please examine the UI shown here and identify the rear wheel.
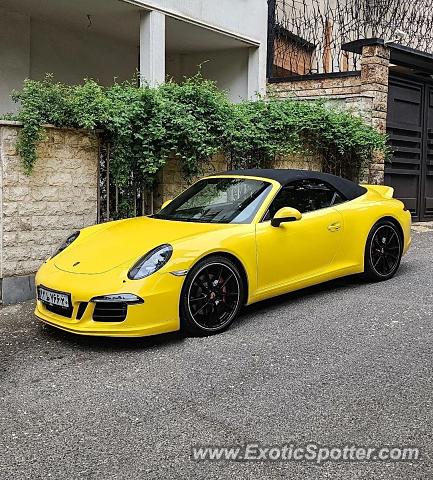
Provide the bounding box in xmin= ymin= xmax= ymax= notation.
xmin=180 ymin=256 xmax=244 ymax=336
xmin=364 ymin=220 xmax=402 ymax=281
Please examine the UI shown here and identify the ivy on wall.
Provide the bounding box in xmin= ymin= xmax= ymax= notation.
xmin=9 ymin=74 xmax=386 ymax=184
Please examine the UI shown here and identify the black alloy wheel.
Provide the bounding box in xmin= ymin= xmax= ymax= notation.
xmin=364 ymin=220 xmax=403 ymax=281
xmin=180 ymin=256 xmax=244 ymax=336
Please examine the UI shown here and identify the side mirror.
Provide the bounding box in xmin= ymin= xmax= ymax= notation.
xmin=271 ymin=207 xmax=302 ymax=227
xmin=160 ymin=199 xmax=172 ymax=210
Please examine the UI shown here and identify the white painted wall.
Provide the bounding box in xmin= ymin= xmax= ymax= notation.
xmin=0 ymin=8 xmax=30 ymax=114
xmin=167 ymin=49 xmax=249 ymax=102
xmin=30 ymin=19 xmax=137 ymax=86
xmin=0 ymin=11 xmax=138 ymax=114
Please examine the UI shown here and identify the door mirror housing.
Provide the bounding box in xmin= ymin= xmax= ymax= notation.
xmin=271 ymin=207 xmax=302 ymax=227
xmin=161 ymin=199 xmax=172 ymax=210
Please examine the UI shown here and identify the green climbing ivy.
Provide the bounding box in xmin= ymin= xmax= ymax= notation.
xmin=10 ymin=74 xmax=387 ymax=183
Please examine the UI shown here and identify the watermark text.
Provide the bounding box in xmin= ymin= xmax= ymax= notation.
xmin=191 ymin=442 xmax=420 ymax=464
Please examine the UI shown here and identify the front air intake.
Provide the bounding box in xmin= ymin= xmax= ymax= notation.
xmin=92 ymin=302 xmax=127 ymax=322
xmin=43 ymin=303 xmax=73 ymax=319
xmin=76 ymin=302 xmax=88 ymax=320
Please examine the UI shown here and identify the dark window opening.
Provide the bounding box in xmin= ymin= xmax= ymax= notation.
xmin=263 ymin=179 xmax=346 ymax=221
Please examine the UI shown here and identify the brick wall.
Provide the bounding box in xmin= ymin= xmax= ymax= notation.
xmin=0 ymin=122 xmax=99 ymax=303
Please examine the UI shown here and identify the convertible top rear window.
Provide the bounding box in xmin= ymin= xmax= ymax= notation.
xmin=215 ymin=169 xmax=367 ymax=201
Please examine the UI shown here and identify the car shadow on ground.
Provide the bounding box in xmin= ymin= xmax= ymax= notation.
xmin=236 ymin=274 xmax=363 ymax=326
xmin=38 ymin=261 xmax=413 ymax=350
xmin=236 ymin=260 xmax=413 ymax=327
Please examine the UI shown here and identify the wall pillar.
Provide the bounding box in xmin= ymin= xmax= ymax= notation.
xmin=139 ymin=10 xmax=166 ymax=87
xmin=249 ymin=45 xmax=267 ymax=100
xmin=360 ymin=44 xmax=391 ymax=184
xmin=248 ymin=47 xmax=260 ymax=100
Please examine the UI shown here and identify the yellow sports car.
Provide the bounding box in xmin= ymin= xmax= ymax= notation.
xmin=35 ymin=169 xmax=411 ymax=337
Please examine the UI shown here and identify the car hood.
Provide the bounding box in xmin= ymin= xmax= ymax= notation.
xmin=54 ymin=216 xmax=236 ymax=274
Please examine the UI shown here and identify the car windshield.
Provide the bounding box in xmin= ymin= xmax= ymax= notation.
xmin=154 ymin=177 xmax=273 ymax=224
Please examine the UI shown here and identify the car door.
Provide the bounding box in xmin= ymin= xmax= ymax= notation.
xmin=255 ymin=179 xmax=344 ymax=296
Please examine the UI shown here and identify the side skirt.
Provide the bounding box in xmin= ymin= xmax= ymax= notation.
xmin=247 ymin=264 xmax=363 ymax=305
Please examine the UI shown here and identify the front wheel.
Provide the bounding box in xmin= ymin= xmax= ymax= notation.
xmin=364 ymin=220 xmax=403 ymax=281
xmin=180 ymin=256 xmax=245 ymax=336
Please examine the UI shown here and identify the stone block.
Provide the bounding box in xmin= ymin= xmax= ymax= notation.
xmin=2 ymin=168 xmax=19 ymax=186
xmin=2 ymin=216 xmax=31 ymax=233
xmin=47 ymin=172 xmax=73 ymax=186
xmin=51 ymin=130 xmax=66 ymax=145
xmin=83 ymin=212 xmax=98 ymax=227
xmin=2 ymin=139 xmax=18 ymax=156
xmin=361 ymin=64 xmax=389 ymax=86
xmin=3 ymin=245 xmax=33 ymax=261
xmin=3 ymin=186 xmax=30 ymax=201
xmin=29 ymin=186 xmax=59 ymax=202
xmin=64 ymin=132 xmax=81 ymax=147
xmin=1 ymin=274 xmax=36 ymax=305
xmin=361 ymin=55 xmax=390 ymax=68
xmin=78 ymin=135 xmax=94 ymax=148
xmin=2 ymin=201 xmax=19 ymax=216
xmin=16 ymin=259 xmax=43 ymax=276
xmin=3 ymin=232 xmax=18 ymax=247
xmin=361 ymin=45 xmax=390 ymax=60
xmin=369 ymin=168 xmax=385 ymax=185
xmin=2 ymin=260 xmax=18 ymax=277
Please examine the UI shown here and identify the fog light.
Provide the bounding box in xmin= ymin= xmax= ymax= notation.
xmin=90 ymin=294 xmax=144 ymax=304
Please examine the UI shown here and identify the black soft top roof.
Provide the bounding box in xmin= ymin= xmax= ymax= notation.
xmin=215 ymin=168 xmax=366 ymax=201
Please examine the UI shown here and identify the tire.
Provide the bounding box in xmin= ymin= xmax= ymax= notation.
xmin=180 ymin=256 xmax=245 ymax=336
xmin=364 ymin=219 xmax=403 ymax=282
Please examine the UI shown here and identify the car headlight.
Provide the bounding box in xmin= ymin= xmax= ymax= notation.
xmin=52 ymin=231 xmax=80 ymax=258
xmin=128 ymin=244 xmax=173 ymax=280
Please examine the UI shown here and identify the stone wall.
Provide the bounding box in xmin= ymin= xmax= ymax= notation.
xmin=268 ymin=44 xmax=391 ymax=184
xmin=0 ymin=122 xmax=99 ymax=304
xmin=156 ymin=154 xmax=228 ymax=207
xmin=268 ymin=73 xmax=374 ymax=124
xmin=269 ymin=73 xmax=362 ymax=101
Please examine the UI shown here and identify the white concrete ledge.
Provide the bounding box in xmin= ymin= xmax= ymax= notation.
xmin=0 ymin=120 xmax=22 ymax=126
xmin=0 ymin=120 xmax=102 ymax=133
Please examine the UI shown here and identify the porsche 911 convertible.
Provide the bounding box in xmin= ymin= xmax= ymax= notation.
xmin=35 ymin=169 xmax=411 ymax=337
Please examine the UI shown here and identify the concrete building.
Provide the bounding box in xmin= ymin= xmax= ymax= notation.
xmin=0 ymin=0 xmax=268 ymax=114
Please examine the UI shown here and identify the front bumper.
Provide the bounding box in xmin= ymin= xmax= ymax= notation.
xmin=34 ymin=261 xmax=184 ymax=337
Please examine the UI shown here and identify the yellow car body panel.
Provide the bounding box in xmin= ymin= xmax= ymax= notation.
xmin=35 ymin=174 xmax=412 ymax=337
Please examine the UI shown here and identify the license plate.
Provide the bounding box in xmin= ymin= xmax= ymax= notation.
xmin=38 ymin=286 xmax=70 ymax=309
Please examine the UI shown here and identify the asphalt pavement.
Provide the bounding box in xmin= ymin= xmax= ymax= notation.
xmin=1 ymin=224 xmax=432 ymax=479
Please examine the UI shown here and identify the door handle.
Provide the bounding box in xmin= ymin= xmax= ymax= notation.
xmin=328 ymin=222 xmax=341 ymax=232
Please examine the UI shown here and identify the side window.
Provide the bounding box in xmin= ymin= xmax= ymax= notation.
xmin=265 ymin=179 xmax=345 ymax=219
xmin=307 ymin=180 xmax=344 ymax=211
